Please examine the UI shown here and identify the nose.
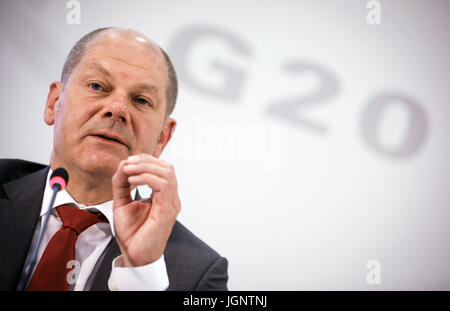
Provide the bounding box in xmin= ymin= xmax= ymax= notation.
xmin=102 ymin=94 xmax=130 ymax=123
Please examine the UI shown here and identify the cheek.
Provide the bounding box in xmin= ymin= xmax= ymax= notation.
xmin=133 ymin=120 xmax=161 ymax=153
xmin=54 ymin=98 xmax=91 ymax=142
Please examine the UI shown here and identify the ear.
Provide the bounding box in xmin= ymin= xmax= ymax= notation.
xmin=152 ymin=117 xmax=177 ymax=158
xmin=44 ymin=81 xmax=63 ymax=126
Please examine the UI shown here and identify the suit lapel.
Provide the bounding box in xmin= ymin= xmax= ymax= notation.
xmin=88 ymin=238 xmax=121 ymax=290
xmin=0 ymin=166 xmax=49 ymax=290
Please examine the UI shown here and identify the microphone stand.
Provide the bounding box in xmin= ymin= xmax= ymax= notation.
xmin=16 ymin=184 xmax=61 ymax=291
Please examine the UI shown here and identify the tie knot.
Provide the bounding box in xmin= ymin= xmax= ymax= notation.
xmin=56 ymin=204 xmax=107 ymax=236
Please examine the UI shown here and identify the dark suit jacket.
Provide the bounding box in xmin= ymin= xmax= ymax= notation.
xmin=0 ymin=159 xmax=228 ymax=291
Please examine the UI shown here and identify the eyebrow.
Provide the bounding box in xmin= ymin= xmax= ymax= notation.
xmin=87 ymin=63 xmax=112 ymax=79
xmin=133 ymin=82 xmax=159 ymax=93
xmin=86 ymin=63 xmax=159 ymax=93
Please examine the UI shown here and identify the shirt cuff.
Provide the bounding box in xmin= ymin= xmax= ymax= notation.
xmin=108 ymin=255 xmax=169 ymax=291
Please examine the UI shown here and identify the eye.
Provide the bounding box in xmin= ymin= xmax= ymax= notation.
xmin=88 ymin=82 xmax=104 ymax=91
xmin=135 ymin=97 xmax=152 ymax=107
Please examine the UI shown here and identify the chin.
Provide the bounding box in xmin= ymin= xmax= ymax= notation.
xmin=81 ymin=152 xmax=123 ymax=177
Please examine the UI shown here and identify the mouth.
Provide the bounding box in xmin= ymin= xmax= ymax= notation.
xmin=90 ymin=133 xmax=128 ymax=149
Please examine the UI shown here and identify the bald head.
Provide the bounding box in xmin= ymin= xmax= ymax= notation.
xmin=61 ymin=27 xmax=178 ymax=117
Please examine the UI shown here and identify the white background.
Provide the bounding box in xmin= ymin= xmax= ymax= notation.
xmin=0 ymin=0 xmax=449 ymax=290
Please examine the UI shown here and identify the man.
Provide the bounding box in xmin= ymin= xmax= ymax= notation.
xmin=0 ymin=27 xmax=228 ymax=291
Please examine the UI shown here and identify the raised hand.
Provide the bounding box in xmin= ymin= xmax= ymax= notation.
xmin=112 ymin=154 xmax=181 ymax=267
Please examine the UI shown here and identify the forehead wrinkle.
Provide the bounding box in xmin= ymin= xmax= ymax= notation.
xmin=108 ymin=54 xmax=160 ymax=74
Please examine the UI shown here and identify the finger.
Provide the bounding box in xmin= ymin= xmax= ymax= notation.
xmin=112 ymin=160 xmax=133 ymax=207
xmin=128 ymin=173 xmax=179 ymax=220
xmin=123 ymin=162 xmax=171 ymax=180
xmin=127 ymin=154 xmax=173 ymax=169
xmin=127 ymin=173 xmax=169 ymax=192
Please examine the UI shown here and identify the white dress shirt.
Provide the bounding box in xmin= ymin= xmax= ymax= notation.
xmin=21 ymin=169 xmax=169 ymax=291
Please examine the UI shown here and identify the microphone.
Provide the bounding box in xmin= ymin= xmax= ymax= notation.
xmin=16 ymin=168 xmax=69 ymax=291
xmin=49 ymin=168 xmax=69 ymax=191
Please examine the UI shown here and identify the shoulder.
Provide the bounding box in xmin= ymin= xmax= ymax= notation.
xmin=166 ymin=221 xmax=222 ymax=263
xmin=165 ymin=221 xmax=228 ymax=290
xmin=0 ymin=158 xmax=47 ymax=185
xmin=169 ymin=221 xmax=221 ymax=256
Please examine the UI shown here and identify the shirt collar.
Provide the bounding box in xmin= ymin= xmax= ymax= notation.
xmin=41 ymin=168 xmax=137 ymax=237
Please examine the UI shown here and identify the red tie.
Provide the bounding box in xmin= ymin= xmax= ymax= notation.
xmin=27 ymin=204 xmax=107 ymax=291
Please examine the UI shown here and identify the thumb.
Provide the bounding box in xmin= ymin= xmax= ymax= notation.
xmin=112 ymin=160 xmax=133 ymax=207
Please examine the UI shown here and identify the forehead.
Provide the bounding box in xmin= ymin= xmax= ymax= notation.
xmin=78 ymin=31 xmax=167 ymax=86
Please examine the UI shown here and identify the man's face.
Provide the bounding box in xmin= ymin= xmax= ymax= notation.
xmin=45 ymin=32 xmax=175 ymax=178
